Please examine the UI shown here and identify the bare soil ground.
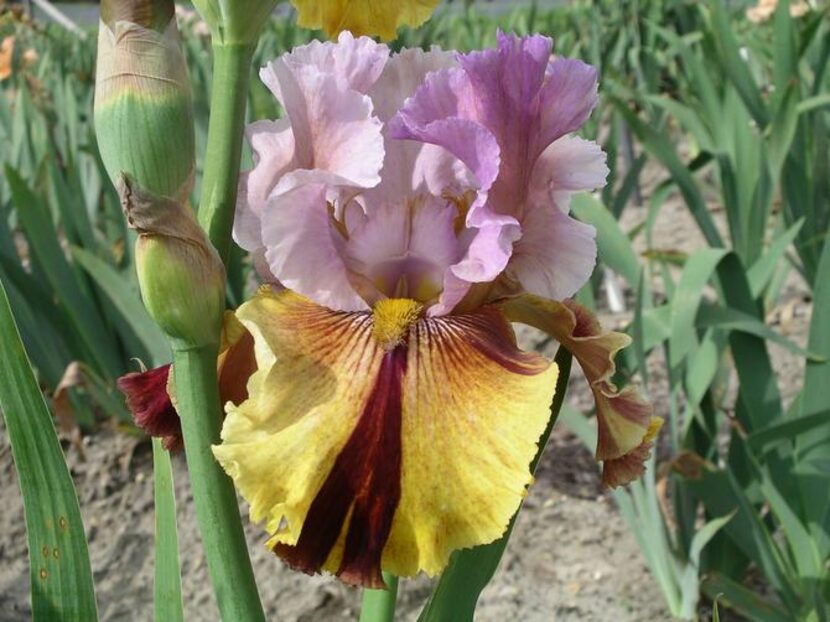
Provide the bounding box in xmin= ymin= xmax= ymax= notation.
xmin=0 ymin=175 xmax=811 ymax=621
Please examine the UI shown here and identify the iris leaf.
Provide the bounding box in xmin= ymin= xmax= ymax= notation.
xmin=4 ymin=165 xmax=122 ymax=376
xmin=571 ymin=192 xmax=641 ymax=287
xmin=153 ymin=439 xmax=184 ymax=622
xmin=702 ymin=573 xmax=791 ymax=622
xmin=0 ymin=279 xmax=98 ymax=620
xmin=793 ymin=230 xmax=830 ymax=543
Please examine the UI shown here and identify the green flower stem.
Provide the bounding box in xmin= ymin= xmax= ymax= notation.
xmin=360 ymin=573 xmax=400 ymax=622
xmin=175 ymin=36 xmax=262 ymax=622
xmin=197 ymin=42 xmax=256 ymax=263
xmin=172 ymin=344 xmax=265 ymax=622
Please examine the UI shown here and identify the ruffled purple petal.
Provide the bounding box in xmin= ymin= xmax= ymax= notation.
xmin=535 ymin=57 xmax=599 ymax=153
xmin=391 ymin=32 xmax=600 ymax=220
xmin=366 ymin=47 xmax=472 ymax=205
xmin=389 ymin=68 xmax=501 ymax=199
xmin=530 ymin=136 xmax=608 ymax=211
xmin=506 ymin=205 xmax=597 ymax=301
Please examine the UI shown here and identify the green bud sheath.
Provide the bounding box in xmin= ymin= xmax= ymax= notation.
xmin=119 ymin=174 xmax=225 ymax=348
xmin=94 ymin=1 xmax=194 ymax=199
xmin=95 ymin=0 xmax=218 ymax=347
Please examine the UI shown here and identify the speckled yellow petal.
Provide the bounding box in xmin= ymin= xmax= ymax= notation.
xmin=498 ymin=294 xmax=659 ymax=487
xmin=384 ymin=308 xmax=557 ymax=578
xmin=290 ymin=0 xmax=440 ymax=40
xmin=213 ymin=288 xmax=558 ymax=586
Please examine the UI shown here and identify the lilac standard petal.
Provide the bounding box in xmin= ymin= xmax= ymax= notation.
xmin=369 ymin=46 xmax=456 ymax=122
xmin=530 ymin=135 xmax=609 ymax=212
xmin=429 ymin=221 xmax=521 ymax=317
xmin=392 ymin=34 xmax=602 ymax=222
xmin=238 ymin=43 xmax=386 ymax=274
xmin=261 ymin=184 xmax=368 ymax=312
xmin=365 ymin=47 xmax=472 ymax=204
xmin=260 ymin=31 xmax=388 ymax=101
xmin=506 ymin=205 xmax=597 ymax=300
xmin=389 ymin=68 xmax=501 ymax=195
xmin=234 ymin=119 xmax=295 ymax=252
xmin=266 ymin=63 xmax=384 ymax=194
xmin=458 ymin=32 xmax=552 ymax=169
xmin=535 ymin=57 xmax=599 ymax=153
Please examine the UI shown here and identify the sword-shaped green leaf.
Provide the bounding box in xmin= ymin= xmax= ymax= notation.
xmin=0 ymin=279 xmax=98 ymax=621
xmin=152 ymin=439 xmax=184 ymax=622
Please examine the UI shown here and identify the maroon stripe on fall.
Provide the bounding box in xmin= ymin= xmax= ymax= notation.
xmin=275 ymin=345 xmax=406 ymax=588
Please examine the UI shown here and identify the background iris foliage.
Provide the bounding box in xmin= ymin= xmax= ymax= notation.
xmin=1 ymin=0 xmax=829 ymax=620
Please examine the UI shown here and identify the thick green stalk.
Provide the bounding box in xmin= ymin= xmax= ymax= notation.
xmin=172 ymin=344 xmax=265 ymax=622
xmin=359 ymin=573 xmax=400 ymax=622
xmin=197 ymin=43 xmax=255 ymax=263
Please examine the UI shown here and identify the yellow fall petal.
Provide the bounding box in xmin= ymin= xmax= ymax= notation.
xmin=498 ymin=294 xmax=660 ymax=487
xmin=385 ymin=309 xmax=557 ymax=577
xmin=214 ymin=289 xmax=382 ymax=543
xmin=290 ymin=0 xmax=440 ymax=40
xmin=213 ymin=288 xmax=557 ymax=586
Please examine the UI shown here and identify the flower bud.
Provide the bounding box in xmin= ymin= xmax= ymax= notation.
xmin=289 ymin=0 xmax=441 ymax=40
xmin=119 ymin=174 xmax=226 ymax=348
xmin=94 ymin=0 xmax=195 ymax=199
xmin=191 ymin=0 xmax=278 ymax=45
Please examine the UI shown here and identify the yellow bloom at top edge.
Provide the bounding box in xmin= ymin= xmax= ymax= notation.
xmin=289 ymin=0 xmax=440 ymax=40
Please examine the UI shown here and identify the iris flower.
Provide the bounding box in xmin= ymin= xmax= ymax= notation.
xmin=290 ymin=0 xmax=440 ymax=39
xmin=214 ymin=32 xmax=659 ymax=588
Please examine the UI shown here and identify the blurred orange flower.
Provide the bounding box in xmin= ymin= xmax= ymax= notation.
xmin=0 ymin=36 xmax=14 ymax=81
